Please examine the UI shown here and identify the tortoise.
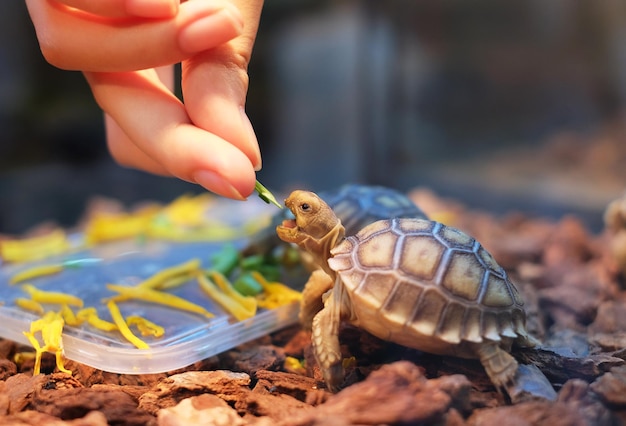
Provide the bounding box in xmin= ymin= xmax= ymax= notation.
xmin=244 ymin=184 xmax=427 ymax=256
xmin=249 ymin=184 xmax=427 ymax=327
xmin=276 ymin=190 xmax=537 ymax=392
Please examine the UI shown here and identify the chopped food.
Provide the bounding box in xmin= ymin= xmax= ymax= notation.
xmin=23 ymin=311 xmax=72 ymax=375
xmin=10 ymin=263 xmax=65 ymax=285
xmin=14 ymin=297 xmax=45 ymax=314
xmin=0 ymin=230 xmax=70 ymax=263
xmin=126 ymin=315 xmax=165 ymax=338
xmin=134 ymin=258 xmax=201 ymax=291
xmin=76 ymin=307 xmax=118 ymax=332
xmin=249 ymin=271 xmax=302 ymax=309
xmin=107 ymin=300 xmax=150 ymax=350
xmin=106 ymin=284 xmax=214 ymax=319
xmin=21 ymin=284 xmax=84 ymax=308
xmin=197 ymin=272 xmax=257 ymax=321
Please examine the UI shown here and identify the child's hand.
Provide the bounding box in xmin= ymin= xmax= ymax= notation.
xmin=26 ymin=0 xmax=263 ymax=200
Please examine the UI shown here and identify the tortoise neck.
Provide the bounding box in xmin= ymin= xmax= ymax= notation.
xmin=312 ymin=221 xmax=345 ymax=277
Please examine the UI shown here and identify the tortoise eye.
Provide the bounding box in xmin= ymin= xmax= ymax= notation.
xmin=300 ymin=203 xmax=311 ymax=212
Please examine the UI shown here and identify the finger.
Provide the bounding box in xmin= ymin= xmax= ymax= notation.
xmin=85 ymin=70 xmax=256 ymax=199
xmin=25 ymin=0 xmax=243 ymax=72
xmin=104 ymin=65 xmax=173 ymax=175
xmin=105 ymin=114 xmax=169 ymax=176
xmin=182 ymin=0 xmax=264 ymax=171
xmin=51 ymin=0 xmax=178 ymax=19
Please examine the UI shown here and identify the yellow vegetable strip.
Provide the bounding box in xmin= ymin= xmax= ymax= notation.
xmin=15 ymin=298 xmax=44 ymax=315
xmin=156 ymin=273 xmax=195 ymax=291
xmin=250 ymin=271 xmax=302 ymax=309
xmin=197 ymin=272 xmax=256 ymax=321
xmin=10 ymin=264 xmax=64 ymax=285
xmin=106 ymin=300 xmax=149 ymax=350
xmin=60 ymin=304 xmax=80 ymax=327
xmin=106 ymin=284 xmax=214 ymax=318
xmin=84 ymin=207 xmax=159 ymax=245
xmin=137 ymin=259 xmax=201 ymax=290
xmin=0 ymin=230 xmax=70 ymax=263
xmin=159 ymin=194 xmax=213 ymax=227
xmin=126 ymin=315 xmax=165 ymax=337
xmin=77 ymin=307 xmax=118 ymax=332
xmin=21 ymin=284 xmax=84 ymax=308
xmin=207 ymin=271 xmax=258 ymax=314
xmin=23 ymin=311 xmax=71 ymax=375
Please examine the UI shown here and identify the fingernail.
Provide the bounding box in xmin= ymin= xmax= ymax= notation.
xmin=179 ymin=5 xmax=244 ymax=53
xmin=240 ymin=107 xmax=262 ymax=171
xmin=193 ymin=170 xmax=246 ymax=201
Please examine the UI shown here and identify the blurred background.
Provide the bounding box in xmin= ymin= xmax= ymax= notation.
xmin=1 ymin=0 xmax=626 ymax=234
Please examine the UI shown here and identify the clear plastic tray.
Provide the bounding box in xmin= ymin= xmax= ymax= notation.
xmin=0 ymin=201 xmax=303 ymax=374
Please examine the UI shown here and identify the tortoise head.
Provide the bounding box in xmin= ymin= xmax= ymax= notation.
xmin=276 ymin=190 xmax=345 ymax=270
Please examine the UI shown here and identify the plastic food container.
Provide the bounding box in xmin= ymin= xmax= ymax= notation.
xmin=0 ymin=200 xmax=302 ymax=374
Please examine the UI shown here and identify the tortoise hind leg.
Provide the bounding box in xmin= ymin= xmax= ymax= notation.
xmin=476 ymin=342 xmax=519 ymax=389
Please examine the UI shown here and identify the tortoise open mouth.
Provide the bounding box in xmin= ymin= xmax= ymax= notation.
xmin=276 ymin=218 xmax=300 ymax=243
xmin=281 ymin=219 xmax=297 ymax=229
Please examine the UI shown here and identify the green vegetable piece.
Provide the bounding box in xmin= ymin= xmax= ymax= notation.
xmin=210 ymin=244 xmax=240 ymax=276
xmin=233 ymin=272 xmax=264 ymax=297
xmin=255 ymin=264 xmax=281 ymax=282
xmin=255 ymin=180 xmax=282 ymax=209
xmin=240 ymin=254 xmax=265 ymax=270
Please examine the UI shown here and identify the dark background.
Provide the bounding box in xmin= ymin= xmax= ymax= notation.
xmin=1 ymin=0 xmax=625 ymax=233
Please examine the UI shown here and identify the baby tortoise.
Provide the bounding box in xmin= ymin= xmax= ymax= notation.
xmin=244 ymin=184 xmax=427 ymax=256
xmin=276 ymin=190 xmax=537 ymax=392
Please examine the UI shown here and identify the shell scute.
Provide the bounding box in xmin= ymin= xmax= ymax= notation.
xmin=462 ymin=308 xmax=484 ymax=343
xmin=354 ymin=272 xmax=395 ymax=306
xmin=477 ymin=246 xmax=500 ymax=270
xmin=441 ymin=251 xmax=484 ymax=301
xmin=397 ymin=218 xmax=434 ymax=234
xmin=381 ymin=279 xmax=424 ymax=326
xmin=398 ymin=235 xmax=445 ymax=281
xmin=436 ymin=302 xmax=466 ymax=344
xmin=357 ymin=231 xmax=398 ymax=269
xmin=410 ymin=288 xmax=448 ymax=335
xmin=482 ymin=273 xmax=515 ymax=308
xmin=481 ymin=311 xmax=502 ymax=341
xmin=437 ymin=225 xmax=474 ymax=249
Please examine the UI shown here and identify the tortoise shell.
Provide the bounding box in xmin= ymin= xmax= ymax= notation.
xmin=327 ymin=217 xmax=528 ymax=356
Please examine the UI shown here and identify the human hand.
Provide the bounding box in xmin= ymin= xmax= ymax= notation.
xmin=25 ymin=0 xmax=263 ymax=200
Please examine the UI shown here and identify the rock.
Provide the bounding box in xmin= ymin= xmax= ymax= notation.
xmin=467 ymin=401 xmax=588 ymax=426
xmin=590 ymin=366 xmax=626 ymax=407
xmin=33 ymin=385 xmax=154 ymax=426
xmin=506 ymin=364 xmax=557 ymax=403
xmin=283 ymin=361 xmax=471 ymax=425
xmin=157 ymin=394 xmax=245 ymax=426
xmin=225 ymin=345 xmax=286 ymax=375
xmin=558 ymin=379 xmax=618 ymax=425
xmin=0 ymin=373 xmax=47 ymax=414
xmin=0 ymin=410 xmax=108 ymax=425
xmin=0 ymin=359 xmax=17 ymax=381
xmin=138 ymin=370 xmax=251 ymax=414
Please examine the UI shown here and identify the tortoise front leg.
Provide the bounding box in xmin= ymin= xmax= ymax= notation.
xmin=310 ymin=279 xmax=350 ymax=392
xmin=299 ymin=270 xmax=334 ymax=330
